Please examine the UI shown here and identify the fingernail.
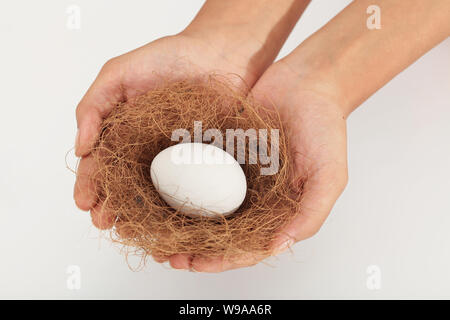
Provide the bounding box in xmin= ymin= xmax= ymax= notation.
xmin=273 ymin=239 xmax=294 ymax=256
xmin=188 ymin=256 xmax=197 ymax=272
xmin=75 ymin=130 xmax=80 ymax=155
xmin=189 ymin=266 xmax=197 ymax=273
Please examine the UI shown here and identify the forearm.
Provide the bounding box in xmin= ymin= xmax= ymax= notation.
xmin=183 ymin=0 xmax=311 ymax=77
xmin=283 ymin=0 xmax=450 ymax=116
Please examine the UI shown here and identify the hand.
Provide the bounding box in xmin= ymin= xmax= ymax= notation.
xmin=188 ymin=0 xmax=450 ymax=272
xmin=73 ymin=0 xmax=310 ymax=268
xmin=73 ymin=33 xmax=266 ymax=259
xmin=188 ymin=59 xmax=349 ymax=272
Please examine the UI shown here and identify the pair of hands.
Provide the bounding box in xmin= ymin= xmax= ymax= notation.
xmin=74 ymin=31 xmax=348 ymax=272
xmin=74 ymin=0 xmax=449 ymax=272
xmin=75 ymin=0 xmax=450 ymax=272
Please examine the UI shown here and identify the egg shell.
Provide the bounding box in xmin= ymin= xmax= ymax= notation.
xmin=150 ymin=143 xmax=247 ymax=217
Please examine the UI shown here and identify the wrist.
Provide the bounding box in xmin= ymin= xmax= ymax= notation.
xmin=181 ymin=23 xmax=271 ymax=77
xmin=282 ymin=0 xmax=450 ymax=117
xmin=181 ymin=0 xmax=310 ymax=81
xmin=280 ymin=44 xmax=351 ymax=118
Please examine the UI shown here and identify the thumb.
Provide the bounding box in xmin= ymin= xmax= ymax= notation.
xmin=75 ymin=59 xmax=125 ymax=157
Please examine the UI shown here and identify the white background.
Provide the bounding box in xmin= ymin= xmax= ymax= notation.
xmin=0 ymin=0 xmax=449 ymax=299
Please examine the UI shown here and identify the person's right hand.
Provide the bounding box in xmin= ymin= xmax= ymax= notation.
xmin=73 ymin=32 xmax=267 ymax=258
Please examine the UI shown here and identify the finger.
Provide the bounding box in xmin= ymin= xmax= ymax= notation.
xmin=90 ymin=201 xmax=116 ymax=230
xmin=75 ymin=59 xmax=125 ymax=157
xmin=113 ymin=223 xmax=168 ymax=263
xmin=272 ymin=164 xmax=348 ymax=253
xmin=153 ymin=255 xmax=169 ymax=263
xmin=73 ymin=154 xmax=98 ymax=211
xmin=191 ymin=253 xmax=265 ymax=273
xmin=169 ymin=254 xmax=192 ymax=270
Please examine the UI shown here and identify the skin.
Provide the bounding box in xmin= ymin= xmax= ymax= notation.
xmin=75 ymin=0 xmax=450 ymax=272
xmin=74 ymin=0 xmax=310 ymax=266
xmin=188 ymin=0 xmax=450 ymax=272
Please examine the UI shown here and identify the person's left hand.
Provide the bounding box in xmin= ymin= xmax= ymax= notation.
xmin=187 ymin=58 xmax=349 ymax=272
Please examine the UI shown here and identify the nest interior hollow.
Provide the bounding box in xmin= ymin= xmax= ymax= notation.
xmin=91 ymin=77 xmax=301 ymax=264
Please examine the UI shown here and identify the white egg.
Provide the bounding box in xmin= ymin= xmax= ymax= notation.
xmin=150 ymin=142 xmax=247 ymax=217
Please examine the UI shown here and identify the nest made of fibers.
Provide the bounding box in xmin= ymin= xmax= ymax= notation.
xmin=91 ymin=76 xmax=301 ymax=265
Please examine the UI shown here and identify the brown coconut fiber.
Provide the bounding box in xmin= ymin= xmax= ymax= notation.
xmin=89 ymin=76 xmax=302 ymax=266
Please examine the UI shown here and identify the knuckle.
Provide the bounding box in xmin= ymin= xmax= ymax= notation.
xmin=336 ymin=169 xmax=348 ymax=191
xmin=101 ymin=57 xmax=118 ymax=72
xmin=302 ymin=225 xmax=321 ymax=240
xmin=337 ymin=168 xmax=349 ymax=191
xmin=74 ymin=192 xmax=90 ymax=211
xmin=75 ymin=103 xmax=83 ymax=121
